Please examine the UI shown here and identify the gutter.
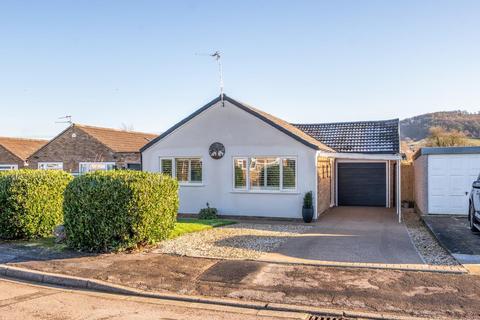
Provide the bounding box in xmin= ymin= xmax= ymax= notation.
xmin=317 ymin=151 xmax=402 ymax=161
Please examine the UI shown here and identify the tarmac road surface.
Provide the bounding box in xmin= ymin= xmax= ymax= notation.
xmin=0 ymin=277 xmax=307 ymax=320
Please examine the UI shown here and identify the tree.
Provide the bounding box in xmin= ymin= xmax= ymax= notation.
xmin=120 ymin=123 xmax=135 ymax=132
xmin=426 ymin=126 xmax=469 ymax=147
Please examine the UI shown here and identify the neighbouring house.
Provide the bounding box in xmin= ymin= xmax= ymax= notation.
xmin=141 ymin=95 xmax=402 ymax=220
xmin=0 ymin=137 xmax=47 ymax=170
xmin=413 ymin=146 xmax=480 ymax=215
xmin=27 ymin=124 xmax=158 ymax=175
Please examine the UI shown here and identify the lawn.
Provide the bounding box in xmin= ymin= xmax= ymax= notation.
xmin=169 ymin=218 xmax=236 ymax=239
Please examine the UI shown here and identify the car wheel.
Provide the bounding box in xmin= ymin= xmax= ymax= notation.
xmin=469 ymin=203 xmax=479 ymax=232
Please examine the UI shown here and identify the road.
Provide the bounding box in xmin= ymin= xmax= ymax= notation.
xmin=0 ymin=277 xmax=307 ymax=320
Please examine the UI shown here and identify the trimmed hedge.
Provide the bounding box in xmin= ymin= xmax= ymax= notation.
xmin=0 ymin=170 xmax=73 ymax=240
xmin=64 ymin=170 xmax=178 ymax=252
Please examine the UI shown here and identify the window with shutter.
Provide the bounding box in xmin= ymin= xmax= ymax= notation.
xmin=159 ymin=157 xmax=203 ymax=184
xmin=234 ymin=157 xmax=296 ymax=192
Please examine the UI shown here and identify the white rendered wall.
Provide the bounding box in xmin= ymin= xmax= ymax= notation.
xmin=142 ymin=100 xmax=318 ymax=218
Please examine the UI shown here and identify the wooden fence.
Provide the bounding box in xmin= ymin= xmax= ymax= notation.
xmin=401 ymin=162 xmax=414 ymax=203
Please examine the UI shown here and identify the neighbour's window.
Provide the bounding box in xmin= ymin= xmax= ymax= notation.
xmin=38 ymin=162 xmax=63 ymax=170
xmin=159 ymin=157 xmax=202 ymax=184
xmin=0 ymin=164 xmax=18 ymax=171
xmin=127 ymin=163 xmax=142 ymax=171
xmin=79 ymin=162 xmax=115 ymax=174
xmin=233 ymin=157 xmax=296 ymax=192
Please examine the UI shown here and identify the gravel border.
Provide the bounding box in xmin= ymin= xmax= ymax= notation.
xmin=403 ymin=211 xmax=459 ymax=266
xmin=154 ymin=223 xmax=312 ymax=260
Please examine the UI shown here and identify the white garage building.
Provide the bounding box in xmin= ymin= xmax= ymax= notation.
xmin=413 ymin=147 xmax=480 ymax=215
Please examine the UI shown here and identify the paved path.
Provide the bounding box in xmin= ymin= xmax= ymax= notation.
xmin=423 ymin=215 xmax=480 ymax=274
xmin=262 ymin=207 xmax=423 ymax=265
xmin=0 ymin=277 xmax=305 ymax=320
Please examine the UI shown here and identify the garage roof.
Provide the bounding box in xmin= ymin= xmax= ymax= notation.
xmin=293 ymin=119 xmax=400 ymax=154
xmin=413 ymin=146 xmax=480 ymax=160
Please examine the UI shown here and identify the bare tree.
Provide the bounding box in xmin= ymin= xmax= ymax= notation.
xmin=120 ymin=123 xmax=135 ymax=132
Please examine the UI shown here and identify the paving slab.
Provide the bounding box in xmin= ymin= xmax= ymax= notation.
xmin=423 ymin=215 xmax=480 ymax=274
xmin=423 ymin=215 xmax=480 ymax=255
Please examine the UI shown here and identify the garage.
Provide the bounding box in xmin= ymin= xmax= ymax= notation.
xmin=337 ymin=162 xmax=387 ymax=207
xmin=413 ymin=147 xmax=480 ymax=215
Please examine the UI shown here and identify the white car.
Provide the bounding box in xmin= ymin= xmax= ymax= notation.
xmin=469 ymin=175 xmax=480 ymax=232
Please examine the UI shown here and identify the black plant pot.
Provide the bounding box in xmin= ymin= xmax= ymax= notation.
xmin=302 ymin=207 xmax=314 ymax=223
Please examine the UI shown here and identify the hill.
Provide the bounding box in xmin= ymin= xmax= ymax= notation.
xmin=400 ymin=111 xmax=480 ymax=141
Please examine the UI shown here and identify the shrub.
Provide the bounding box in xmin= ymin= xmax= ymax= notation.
xmin=0 ymin=169 xmax=73 ymax=240
xmin=303 ymin=191 xmax=313 ymax=209
xmin=64 ymin=170 xmax=178 ymax=252
xmin=198 ymin=202 xmax=218 ymax=219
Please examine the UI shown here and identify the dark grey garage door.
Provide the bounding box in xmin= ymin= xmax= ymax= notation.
xmin=337 ymin=162 xmax=386 ymax=207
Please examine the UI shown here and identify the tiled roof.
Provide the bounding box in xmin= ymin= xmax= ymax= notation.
xmin=76 ymin=125 xmax=158 ymax=153
xmin=293 ymin=119 xmax=400 ymax=154
xmin=0 ymin=137 xmax=48 ymax=160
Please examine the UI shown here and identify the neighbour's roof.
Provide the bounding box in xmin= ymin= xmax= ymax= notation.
xmin=0 ymin=137 xmax=48 ymax=161
xmin=75 ymin=124 xmax=158 ymax=153
xmin=141 ymin=95 xmax=334 ymax=152
xmin=293 ymin=119 xmax=400 ymax=154
xmin=413 ymin=146 xmax=480 ymax=160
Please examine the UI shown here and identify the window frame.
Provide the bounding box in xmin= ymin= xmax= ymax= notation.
xmin=126 ymin=163 xmax=142 ymax=171
xmin=232 ymin=157 xmax=248 ymax=190
xmin=232 ymin=156 xmax=297 ymax=193
xmin=159 ymin=157 xmax=203 ymax=186
xmin=38 ymin=162 xmax=63 ymax=170
xmin=0 ymin=164 xmax=18 ymax=171
xmin=78 ymin=162 xmax=115 ymax=174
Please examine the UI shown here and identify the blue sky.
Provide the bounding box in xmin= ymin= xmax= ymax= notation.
xmin=0 ymin=0 xmax=479 ymax=139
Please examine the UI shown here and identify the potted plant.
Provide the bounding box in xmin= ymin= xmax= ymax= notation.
xmin=302 ymin=191 xmax=314 ymax=223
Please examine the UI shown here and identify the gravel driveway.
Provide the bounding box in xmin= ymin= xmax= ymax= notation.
xmin=154 ymin=223 xmax=312 ymax=259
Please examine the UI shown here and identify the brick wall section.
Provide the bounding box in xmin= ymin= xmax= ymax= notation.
xmin=413 ymin=155 xmax=428 ymax=214
xmin=317 ymin=157 xmax=332 ymax=216
xmin=0 ymin=145 xmax=24 ymax=168
xmin=115 ymin=152 xmax=142 ymax=169
xmin=27 ymin=126 xmax=141 ymax=174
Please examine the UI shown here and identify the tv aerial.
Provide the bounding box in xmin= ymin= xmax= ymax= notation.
xmin=196 ymin=51 xmax=224 ymax=106
xmin=55 ymin=115 xmax=72 ymax=125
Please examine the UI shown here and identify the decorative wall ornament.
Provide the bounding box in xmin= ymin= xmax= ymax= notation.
xmin=209 ymin=142 xmax=225 ymax=159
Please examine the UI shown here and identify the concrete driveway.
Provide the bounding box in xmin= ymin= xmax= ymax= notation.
xmin=261 ymin=207 xmax=424 ymax=265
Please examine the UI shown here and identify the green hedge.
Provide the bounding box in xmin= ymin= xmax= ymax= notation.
xmin=0 ymin=170 xmax=73 ymax=240
xmin=64 ymin=170 xmax=178 ymax=252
